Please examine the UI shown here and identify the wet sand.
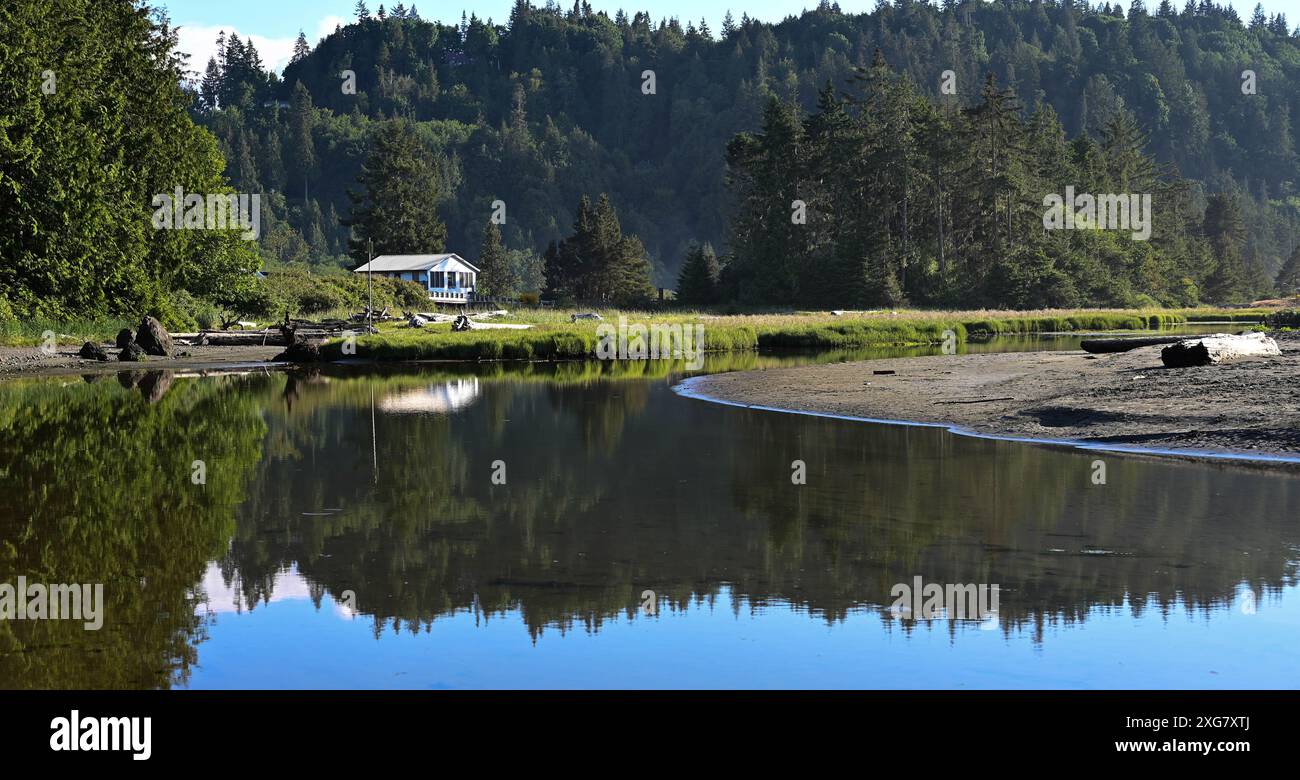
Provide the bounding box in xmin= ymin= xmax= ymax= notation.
xmin=677 ymin=332 xmax=1300 ymax=462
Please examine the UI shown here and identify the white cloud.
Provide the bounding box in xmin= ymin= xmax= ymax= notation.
xmin=174 ymin=16 xmax=346 ymax=79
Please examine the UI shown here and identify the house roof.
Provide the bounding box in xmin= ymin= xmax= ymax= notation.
xmin=353 ymin=253 xmax=480 ymax=274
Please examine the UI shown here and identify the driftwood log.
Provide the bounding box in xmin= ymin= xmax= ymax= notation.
xmin=173 ymin=320 xmax=357 ymax=347
xmin=1160 ymin=332 xmax=1281 ymax=367
xmin=411 ymin=310 xmax=509 ymax=325
xmin=173 ymin=330 xmax=285 ymax=346
xmin=451 ymin=315 xmax=532 ymax=332
xmin=1080 ymin=334 xmax=1228 ymax=354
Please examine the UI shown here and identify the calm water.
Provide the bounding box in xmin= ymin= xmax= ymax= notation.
xmin=0 ymin=334 xmax=1297 ymax=689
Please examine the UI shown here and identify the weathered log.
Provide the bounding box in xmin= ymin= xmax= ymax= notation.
xmin=451 ymin=315 xmax=531 ymax=331
xmin=1160 ymin=332 xmax=1281 ymax=367
xmin=180 ymin=331 xmax=289 ymax=346
xmin=414 ymin=312 xmax=458 ymax=323
xmin=1081 ymin=334 xmax=1231 ymax=354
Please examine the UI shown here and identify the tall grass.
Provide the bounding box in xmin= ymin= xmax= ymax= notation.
xmin=960 ymin=312 xmax=1186 ymax=335
xmin=0 ymin=316 xmax=135 ymax=347
xmin=1182 ymin=310 xmax=1270 ymax=323
xmin=325 ymin=307 xmax=1209 ymax=362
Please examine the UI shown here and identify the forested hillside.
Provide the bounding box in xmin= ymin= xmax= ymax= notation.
xmin=192 ymin=0 xmax=1300 ymax=304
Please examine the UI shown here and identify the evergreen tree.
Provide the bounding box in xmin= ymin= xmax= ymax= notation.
xmin=544 ymin=195 xmax=652 ymax=305
xmin=288 ymin=82 xmax=317 ymax=202
xmin=726 ymin=97 xmax=806 ymax=305
xmin=675 ymin=243 xmax=720 ymax=305
xmin=344 ymin=119 xmax=447 ymax=264
xmin=1276 ymin=246 xmax=1300 ymax=294
xmin=200 ymin=56 xmax=222 ymax=110
xmin=291 ymin=31 xmax=310 ymax=64
xmin=0 ymin=0 xmax=257 ymax=317
xmin=476 ymin=220 xmax=520 ymax=297
xmin=1202 ymin=193 xmax=1247 ymax=302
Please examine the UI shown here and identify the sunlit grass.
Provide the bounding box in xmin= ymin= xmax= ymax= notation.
xmin=0 ymin=316 xmax=136 ymax=348
xmin=321 ymin=305 xmax=1264 ymax=362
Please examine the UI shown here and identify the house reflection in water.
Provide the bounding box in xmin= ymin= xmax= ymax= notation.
xmin=378 ymin=378 xmax=481 ymax=415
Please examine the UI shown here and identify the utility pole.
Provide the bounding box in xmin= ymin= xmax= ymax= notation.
xmin=367 ymin=238 xmax=374 ymax=333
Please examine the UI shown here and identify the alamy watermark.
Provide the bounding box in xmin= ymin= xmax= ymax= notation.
xmin=50 ymin=710 xmax=151 ymax=760
xmin=890 ymin=576 xmax=999 ymax=628
xmin=595 ymin=316 xmax=706 ymax=370
xmin=0 ymin=577 xmax=104 ymax=630
xmin=151 ymin=187 xmax=260 ymax=240
xmin=1042 ymin=186 xmax=1151 ymax=241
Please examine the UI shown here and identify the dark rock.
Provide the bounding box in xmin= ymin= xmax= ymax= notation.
xmin=115 ymin=329 xmax=135 ymax=349
xmin=78 ymin=341 xmax=110 ymax=361
xmin=134 ymin=316 xmax=173 ymax=356
xmin=119 ymin=342 xmax=146 ymax=362
xmin=138 ymin=371 xmax=173 ymax=403
xmin=272 ymin=339 xmax=323 ymax=363
xmin=116 ymin=370 xmax=144 ymax=389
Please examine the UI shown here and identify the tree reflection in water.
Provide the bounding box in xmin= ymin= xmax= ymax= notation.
xmin=1 ymin=356 xmax=1297 ymax=688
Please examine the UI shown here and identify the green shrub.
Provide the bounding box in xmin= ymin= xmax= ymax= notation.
xmin=1265 ymin=309 xmax=1300 ymax=328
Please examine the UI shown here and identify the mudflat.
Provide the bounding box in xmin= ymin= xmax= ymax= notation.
xmin=679 ymin=332 xmax=1300 ymax=460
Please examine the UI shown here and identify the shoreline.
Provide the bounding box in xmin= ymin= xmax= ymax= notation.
xmin=673 ymin=333 xmax=1300 ymax=466
xmin=0 ymin=344 xmax=287 ymax=378
xmin=8 ymin=331 xmax=1300 ymax=467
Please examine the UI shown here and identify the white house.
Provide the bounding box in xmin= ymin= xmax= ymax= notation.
xmin=352 ymin=253 xmax=479 ymax=304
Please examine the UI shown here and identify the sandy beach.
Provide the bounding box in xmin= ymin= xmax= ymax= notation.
xmin=677 ymin=332 xmax=1300 ymax=461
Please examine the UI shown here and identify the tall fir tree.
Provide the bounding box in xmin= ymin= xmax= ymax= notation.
xmin=344 ymin=119 xmax=448 ymax=264
xmin=476 ymin=220 xmax=520 ymax=296
xmin=675 ymin=243 xmax=720 ymax=305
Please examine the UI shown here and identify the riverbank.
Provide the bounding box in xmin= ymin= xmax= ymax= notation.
xmin=676 ymin=331 xmax=1300 ymax=461
xmin=0 ymin=307 xmax=1202 ymax=375
xmin=0 ymin=343 xmax=285 ymax=377
xmin=316 ymin=307 xmax=1245 ymax=362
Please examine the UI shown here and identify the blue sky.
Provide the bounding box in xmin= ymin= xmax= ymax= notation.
xmin=160 ymin=0 xmax=1300 ymax=76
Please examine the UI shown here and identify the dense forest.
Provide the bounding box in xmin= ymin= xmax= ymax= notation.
xmin=189 ymin=0 xmax=1300 ymax=307
xmin=1 ymin=0 xmax=260 ymax=321
xmin=7 ymin=0 xmax=1300 ymax=318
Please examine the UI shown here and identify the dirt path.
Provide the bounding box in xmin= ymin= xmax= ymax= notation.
xmin=677 ymin=332 xmax=1300 ymax=461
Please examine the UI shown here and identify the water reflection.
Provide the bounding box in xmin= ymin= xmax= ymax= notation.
xmin=0 ymin=348 xmax=1297 ymax=688
xmin=379 ymin=378 xmax=481 ymax=414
